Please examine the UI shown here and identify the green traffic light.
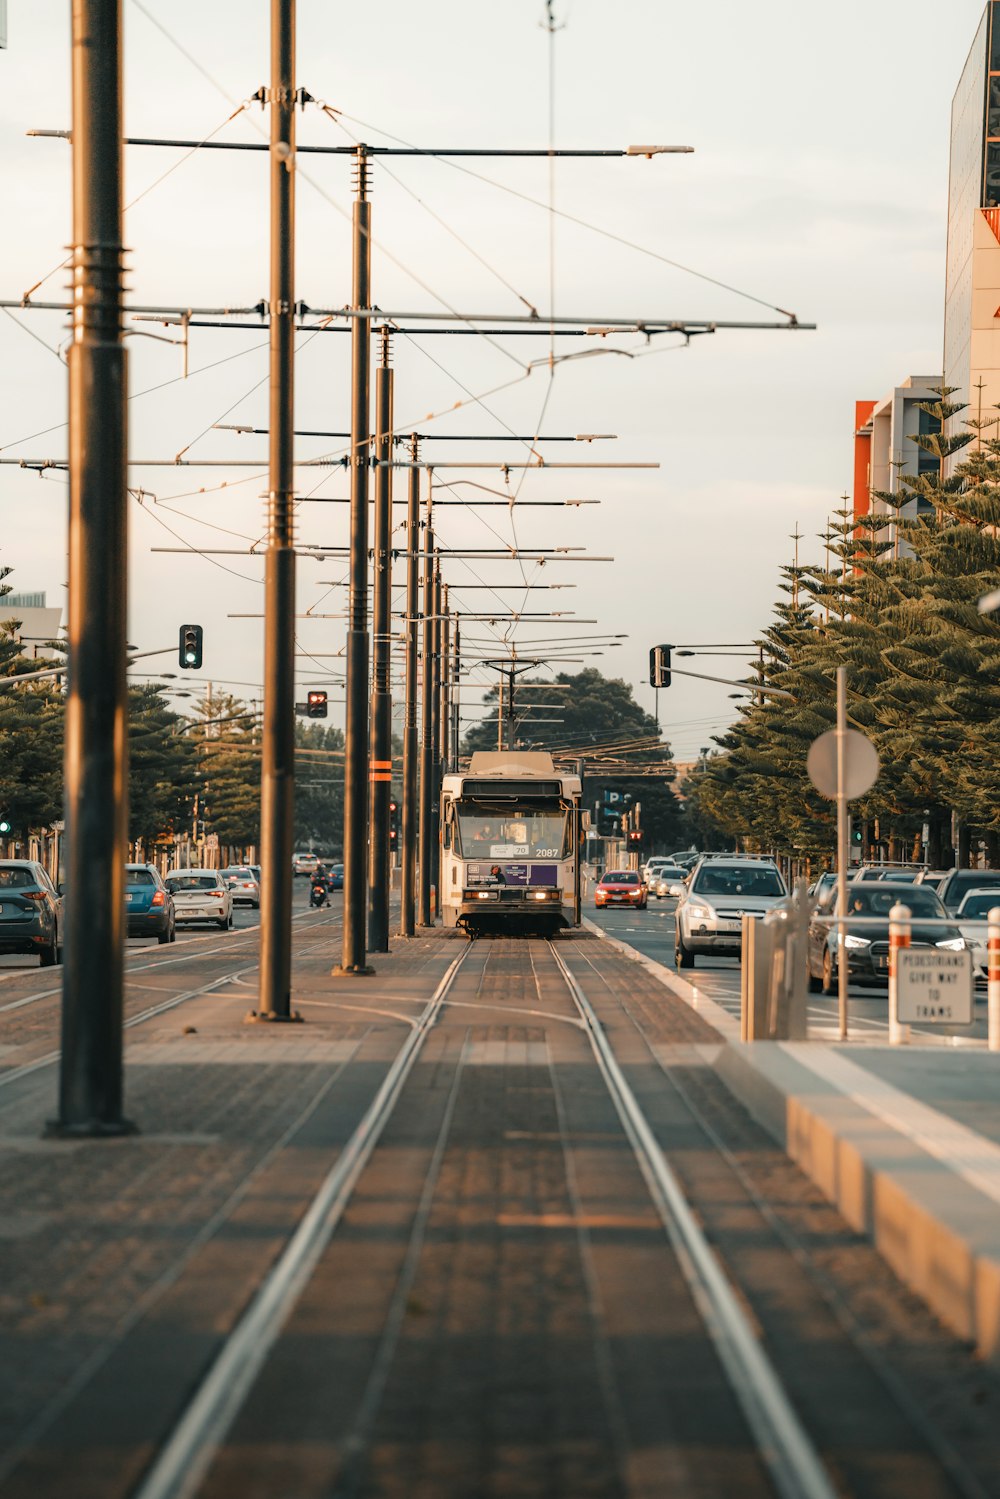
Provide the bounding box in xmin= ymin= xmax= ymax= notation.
xmin=0 ymin=821 xmax=9 ymax=834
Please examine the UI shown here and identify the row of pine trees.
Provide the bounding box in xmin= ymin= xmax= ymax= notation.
xmin=685 ymin=390 xmax=1000 ymax=869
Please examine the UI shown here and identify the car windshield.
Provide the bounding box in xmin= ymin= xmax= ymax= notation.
xmin=455 ymin=803 xmax=567 ymax=859
xmin=223 ymin=868 xmax=253 ymax=879
xmin=657 ymin=867 xmax=684 ymax=879
xmin=692 ymin=865 xmax=784 ymax=897
xmin=0 ymin=866 xmax=35 ymax=889
xmin=959 ymin=893 xmax=1000 ymax=920
xmin=603 ymin=872 xmax=638 ymax=885
xmin=845 ymin=885 xmax=945 ymax=918
xmin=126 ymin=868 xmax=156 ymax=886
xmin=167 ymin=874 xmax=218 ymax=892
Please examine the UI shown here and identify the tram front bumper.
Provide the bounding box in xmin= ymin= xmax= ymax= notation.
xmin=459 ymin=887 xmax=568 ymax=929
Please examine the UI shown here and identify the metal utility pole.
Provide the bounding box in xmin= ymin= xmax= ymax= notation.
xmin=255 ymin=0 xmax=298 ymax=1021
xmin=439 ymin=583 xmax=451 ymax=774
xmin=417 ymin=476 xmax=435 ymax=926
xmin=400 ymin=435 xmax=420 ymax=937
xmin=451 ymin=616 xmax=461 ymax=771
xmin=430 ymin=567 xmax=443 ymax=909
xmin=337 ymin=145 xmax=373 ymax=974
xmin=367 ymin=327 xmax=393 ymax=952
xmin=574 ymin=756 xmax=584 ymax=925
xmin=52 ymin=0 xmax=133 ymax=1135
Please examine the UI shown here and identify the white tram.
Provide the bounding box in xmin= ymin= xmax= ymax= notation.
xmin=439 ymin=751 xmax=582 ymax=936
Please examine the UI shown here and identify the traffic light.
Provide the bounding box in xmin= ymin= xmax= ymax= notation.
xmin=627 ymin=828 xmax=644 ymax=848
xmin=0 ymin=819 xmax=9 ymax=835
xmin=649 ymin=643 xmax=672 ymax=689
xmin=389 ymin=800 xmax=399 ymax=850
xmin=306 ymin=690 xmax=328 ymax=719
xmin=178 ymin=623 xmax=204 ymax=670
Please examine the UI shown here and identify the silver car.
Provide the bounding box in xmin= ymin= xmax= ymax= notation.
xmin=651 ymin=864 xmax=688 ymax=899
xmin=675 ymin=857 xmax=787 ymax=967
xmin=221 ymin=866 xmax=261 ymax=908
xmin=164 ymin=869 xmax=235 ymax=930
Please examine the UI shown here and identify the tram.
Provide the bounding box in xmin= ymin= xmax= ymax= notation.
xmin=439 ymin=751 xmax=583 ymax=936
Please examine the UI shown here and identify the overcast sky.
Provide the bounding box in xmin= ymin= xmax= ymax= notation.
xmin=0 ymin=0 xmax=987 ymax=759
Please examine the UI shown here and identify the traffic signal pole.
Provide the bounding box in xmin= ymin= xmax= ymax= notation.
xmin=255 ymin=0 xmax=298 ymax=1020
xmin=417 ymin=477 xmax=435 ymax=926
xmin=367 ymin=327 xmax=393 ymax=953
xmin=431 ymin=568 xmax=443 ymax=905
xmin=337 ymin=146 xmax=374 ymax=975
xmin=400 ymin=435 xmax=420 ymax=937
xmin=52 ymin=0 xmax=133 ymax=1135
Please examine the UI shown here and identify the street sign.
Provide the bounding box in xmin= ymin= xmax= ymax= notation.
xmin=205 ymin=833 xmax=219 ymax=851
xmin=806 ymin=728 xmax=880 ymax=800
xmin=896 ymin=948 xmax=974 ymax=1026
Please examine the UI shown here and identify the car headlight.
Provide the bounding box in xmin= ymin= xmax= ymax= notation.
xmin=936 ymin=937 xmax=966 ymax=951
xmin=843 ymin=934 xmax=871 ymax=949
xmin=687 ymin=904 xmax=714 ymax=921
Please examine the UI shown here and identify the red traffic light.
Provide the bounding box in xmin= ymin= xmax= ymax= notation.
xmin=306 ymin=691 xmax=328 ymax=719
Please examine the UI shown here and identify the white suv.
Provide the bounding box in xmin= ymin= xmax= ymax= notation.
xmin=675 ymin=857 xmax=787 ymax=967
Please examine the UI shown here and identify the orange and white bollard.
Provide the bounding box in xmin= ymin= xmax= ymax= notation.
xmin=888 ymin=903 xmax=911 ymax=1046
xmin=989 ymin=908 xmax=1000 ymax=1053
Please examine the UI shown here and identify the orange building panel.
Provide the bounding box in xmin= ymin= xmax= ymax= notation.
xmin=853 ymin=399 xmax=876 ymax=518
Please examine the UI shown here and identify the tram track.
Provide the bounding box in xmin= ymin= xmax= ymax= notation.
xmin=129 ymin=935 xmax=851 ymax=1499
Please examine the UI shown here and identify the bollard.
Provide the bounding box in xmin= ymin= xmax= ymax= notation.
xmin=989 ymin=908 xmax=1000 ymax=1053
xmin=888 ymin=902 xmax=911 ymax=1046
xmin=740 ymin=914 xmax=753 ymax=1042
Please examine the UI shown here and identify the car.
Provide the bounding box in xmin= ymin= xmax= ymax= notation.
xmin=935 ymin=867 xmax=1000 ymax=915
xmin=954 ymin=888 xmax=1000 ymax=983
xmin=292 ymin=852 xmax=321 ymax=878
xmin=249 ymin=864 xmax=262 ymax=889
xmin=674 ymin=857 xmax=787 ymax=967
xmin=594 ymin=870 xmax=647 ymax=910
xmin=125 ymin=864 xmax=175 ymax=944
xmin=851 ymin=864 xmax=922 ymax=883
xmin=806 ymin=880 xmax=964 ymax=993
xmin=809 ymin=870 xmax=836 ymax=902
xmin=0 ymin=860 xmax=62 ymax=966
xmin=164 ymin=869 xmax=234 ymax=929
xmin=650 ymin=864 xmax=688 ymax=899
xmin=641 ymin=858 xmax=671 ymax=882
xmin=221 ymin=866 xmax=261 ymax=908
xmin=914 ymin=869 xmax=949 ymax=891
xmin=328 ymin=863 xmax=344 ymax=891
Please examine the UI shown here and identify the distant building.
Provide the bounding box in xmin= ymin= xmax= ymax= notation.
xmin=852 ymin=377 xmax=941 ymax=523
xmin=943 ymin=1 xmax=1000 ymax=466
xmin=0 ymin=591 xmax=64 ymax=661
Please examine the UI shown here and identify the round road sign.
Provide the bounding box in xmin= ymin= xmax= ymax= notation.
xmin=806 ymin=729 xmax=880 ymax=801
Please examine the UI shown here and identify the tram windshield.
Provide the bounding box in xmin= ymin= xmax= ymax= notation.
xmin=455 ymin=801 xmax=568 ymax=859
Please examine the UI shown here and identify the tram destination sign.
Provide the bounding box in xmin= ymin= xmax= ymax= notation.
xmin=896 ymin=948 xmax=974 ymax=1026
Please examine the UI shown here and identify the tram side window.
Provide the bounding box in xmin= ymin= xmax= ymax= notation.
xmin=456 ymin=805 xmax=567 ymax=859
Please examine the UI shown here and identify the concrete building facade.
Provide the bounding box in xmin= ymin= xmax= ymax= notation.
xmin=852 ymin=377 xmax=941 ymax=523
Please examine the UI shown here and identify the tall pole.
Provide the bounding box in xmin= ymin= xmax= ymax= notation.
xmin=338 ymin=145 xmax=373 ymax=975
xmin=430 ymin=567 xmax=443 ymax=913
xmin=256 ymin=0 xmax=298 ymax=1020
xmin=367 ymin=327 xmax=393 ymax=952
xmin=574 ymin=756 xmax=584 ymax=925
xmin=400 ymin=435 xmax=420 ymax=936
xmin=451 ymin=617 xmax=461 ymax=771
xmin=417 ymin=474 xmax=435 ymax=926
xmin=439 ymin=583 xmax=451 ymax=773
xmin=53 ymin=0 xmax=132 ymax=1135
xmin=836 ymin=665 xmax=849 ymax=1042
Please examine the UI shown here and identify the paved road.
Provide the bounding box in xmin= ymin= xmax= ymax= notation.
xmin=590 ymin=897 xmax=991 ymax=1043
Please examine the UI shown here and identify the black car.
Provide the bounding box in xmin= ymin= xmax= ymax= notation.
xmin=125 ymin=864 xmax=176 ymax=944
xmin=807 ymin=880 xmax=964 ymax=992
xmin=0 ymin=860 xmax=62 ymax=966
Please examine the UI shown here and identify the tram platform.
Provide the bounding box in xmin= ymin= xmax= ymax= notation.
xmin=588 ymin=918 xmax=1000 ymax=1368
xmin=2 ymin=921 xmax=1000 ymax=1498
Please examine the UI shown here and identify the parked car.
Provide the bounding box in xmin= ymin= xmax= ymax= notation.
xmin=292 ymin=852 xmax=320 ymax=878
xmin=935 ymin=867 xmax=1000 ymax=915
xmin=0 ymin=860 xmax=62 ymax=966
xmin=674 ymin=857 xmax=787 ymax=967
xmin=249 ymin=864 xmax=262 ymax=889
xmin=125 ymin=864 xmax=175 ymax=944
xmin=594 ymin=870 xmax=647 ymax=910
xmin=221 ymin=866 xmax=261 ymax=908
xmin=954 ymin=888 xmax=1000 ymax=983
xmin=328 ymin=863 xmax=344 ymax=891
xmin=164 ymin=869 xmax=234 ymax=929
xmin=807 ymin=880 xmax=964 ymax=993
xmin=650 ymin=864 xmax=688 ymax=899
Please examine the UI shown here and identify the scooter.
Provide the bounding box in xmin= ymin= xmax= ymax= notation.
xmin=310 ymin=879 xmax=330 ymax=909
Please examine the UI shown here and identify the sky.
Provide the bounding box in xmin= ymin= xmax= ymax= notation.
xmin=0 ymin=0 xmax=988 ymax=761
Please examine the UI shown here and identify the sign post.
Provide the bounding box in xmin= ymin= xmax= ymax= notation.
xmin=806 ymin=670 xmax=880 ymax=1042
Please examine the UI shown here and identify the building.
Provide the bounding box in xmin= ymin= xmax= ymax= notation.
xmin=852 ymin=377 xmax=941 ymax=522
xmin=0 ymin=591 xmax=64 ymax=661
xmin=942 ymin=1 xmax=1000 ymax=466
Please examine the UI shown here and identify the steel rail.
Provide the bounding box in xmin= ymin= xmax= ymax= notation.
xmin=546 ymin=940 xmax=839 ymax=1499
xmin=131 ymin=943 xmax=471 ymax=1499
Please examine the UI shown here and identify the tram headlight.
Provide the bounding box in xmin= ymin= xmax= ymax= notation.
xmin=530 ymin=889 xmax=561 ymax=901
xmin=465 ymin=888 xmax=499 ymax=901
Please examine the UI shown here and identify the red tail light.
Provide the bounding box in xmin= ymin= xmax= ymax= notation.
xmin=210 ymin=889 xmax=225 ymax=899
xmin=23 ymin=890 xmax=46 ymax=901
xmin=151 ymin=890 xmax=165 ymax=907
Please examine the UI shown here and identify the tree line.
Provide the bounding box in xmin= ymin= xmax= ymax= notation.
xmin=685 ymin=390 xmax=1000 ymax=869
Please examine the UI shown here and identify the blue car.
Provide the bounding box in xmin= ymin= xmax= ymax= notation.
xmin=0 ymin=861 xmax=62 ymax=966
xmin=126 ymin=864 xmax=176 ymax=944
xmin=328 ymin=863 xmax=343 ymax=891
